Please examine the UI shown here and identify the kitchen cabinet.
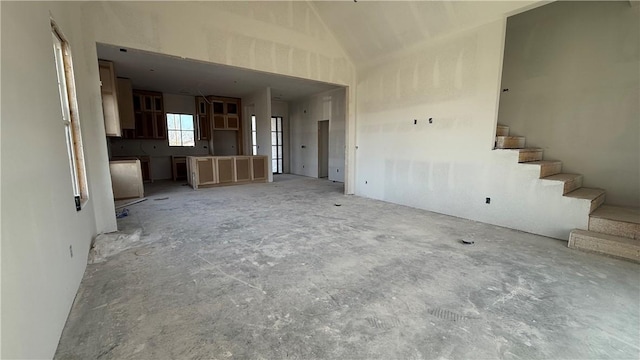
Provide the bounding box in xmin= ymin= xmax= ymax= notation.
xmin=117 ymin=78 xmax=135 ymax=130
xmin=131 ymin=90 xmax=165 ymax=139
xmin=109 ymin=159 xmax=144 ymax=200
xmin=195 ymin=96 xmax=210 ymax=140
xmin=211 ymin=98 xmax=240 ymax=130
xmin=186 ymin=155 xmax=267 ymax=189
xmin=99 ymin=60 xmax=121 ymax=137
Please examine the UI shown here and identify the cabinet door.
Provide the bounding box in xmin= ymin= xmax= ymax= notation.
xmin=98 ymin=60 xmax=121 ymax=137
xmin=226 ymin=115 xmax=239 ymax=130
xmin=213 ymin=115 xmax=226 ymax=130
xmin=138 ymin=112 xmax=154 ymax=138
xmin=198 ymin=115 xmax=210 ymax=140
xmin=143 ymin=95 xmax=153 ymax=112
xmin=252 ymin=156 xmax=267 ymax=181
xmin=235 ymin=157 xmax=251 ymax=182
xmin=117 ymin=78 xmax=135 ymax=130
xmin=133 ymin=93 xmax=142 ymax=112
xmin=196 ymin=158 xmax=216 ymax=185
xmin=226 ymin=101 xmax=238 ymax=115
xmin=217 ymin=158 xmax=235 ymax=184
xmin=154 ymin=112 xmax=166 ymax=139
xmin=196 ymin=97 xmax=208 ymax=115
xmin=153 ymin=96 xmax=163 ymax=113
xmin=212 ymin=101 xmax=224 ymax=114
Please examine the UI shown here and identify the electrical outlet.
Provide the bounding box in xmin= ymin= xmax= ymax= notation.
xmin=486 ymin=197 xmax=491 ymax=204
xmin=69 ymin=245 xmax=73 ymax=258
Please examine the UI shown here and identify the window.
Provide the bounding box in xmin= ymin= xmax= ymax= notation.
xmin=167 ymin=113 xmax=195 ymax=146
xmin=251 ymin=115 xmax=258 ymax=156
xmin=52 ymin=23 xmax=88 ymax=210
xmin=271 ymin=116 xmax=283 ymax=174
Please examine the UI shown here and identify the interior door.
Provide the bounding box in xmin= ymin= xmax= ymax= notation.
xmin=318 ymin=120 xmax=329 ymax=178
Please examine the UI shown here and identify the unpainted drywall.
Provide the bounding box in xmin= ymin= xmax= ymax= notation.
xmin=2 ymin=1 xmax=357 ymax=358
xmin=355 ymin=19 xmax=591 ymax=240
xmin=0 ymin=2 xmax=113 ymax=358
xmin=243 ymin=88 xmax=273 ymax=182
xmin=110 ymin=93 xmax=209 ymax=180
xmin=82 ymin=0 xmax=357 ymax=191
xmin=290 ymin=87 xmax=346 ymax=182
xmin=498 ymin=1 xmax=640 ymax=207
xmin=271 ymin=100 xmax=290 ymax=173
xmin=82 ymin=1 xmax=353 ymax=88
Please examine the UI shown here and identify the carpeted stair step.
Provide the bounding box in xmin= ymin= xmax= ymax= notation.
xmin=568 ymin=229 xmax=639 ymax=263
xmin=589 ymin=205 xmax=640 ymax=240
xmin=496 ymin=125 xmax=510 ymax=136
xmin=496 ymin=136 xmax=525 ymax=149
xmin=564 ymin=188 xmax=606 ymax=213
xmin=523 ymin=160 xmax=562 ymax=178
xmin=543 ymin=173 xmax=583 ymax=194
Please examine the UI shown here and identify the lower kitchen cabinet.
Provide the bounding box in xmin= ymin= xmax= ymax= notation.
xmin=186 ymin=155 xmax=268 ymax=189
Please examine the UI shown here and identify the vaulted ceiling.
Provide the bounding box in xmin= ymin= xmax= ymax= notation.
xmin=310 ymin=1 xmax=545 ymax=67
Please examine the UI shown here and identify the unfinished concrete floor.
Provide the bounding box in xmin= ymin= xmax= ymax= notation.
xmin=55 ymin=175 xmax=640 ymax=359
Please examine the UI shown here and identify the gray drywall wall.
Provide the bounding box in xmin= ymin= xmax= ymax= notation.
xmin=109 ymin=93 xmax=209 ymax=180
xmin=498 ymin=1 xmax=640 ymax=207
xmin=355 ymin=19 xmax=593 ymax=241
xmin=1 ymin=2 xmax=111 ymax=358
xmin=290 ymin=87 xmax=346 ymax=181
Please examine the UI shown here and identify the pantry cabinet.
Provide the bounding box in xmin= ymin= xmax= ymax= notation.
xmin=98 ymin=60 xmax=121 ymax=137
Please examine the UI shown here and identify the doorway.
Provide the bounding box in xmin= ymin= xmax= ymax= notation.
xmin=318 ymin=120 xmax=329 ymax=178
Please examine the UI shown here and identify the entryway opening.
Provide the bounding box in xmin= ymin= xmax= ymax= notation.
xmin=317 ymin=120 xmax=329 ymax=178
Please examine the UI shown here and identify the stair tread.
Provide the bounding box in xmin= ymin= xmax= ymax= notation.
xmin=496 ymin=136 xmax=524 ymax=139
xmin=569 ymin=229 xmax=640 ymax=262
xmin=571 ymin=229 xmax=639 ymax=246
xmin=543 ymin=173 xmax=582 ymax=181
xmin=565 ymin=187 xmax=605 ymax=200
xmin=591 ymin=205 xmax=640 ymax=225
xmin=522 ymin=160 xmax=562 ymax=165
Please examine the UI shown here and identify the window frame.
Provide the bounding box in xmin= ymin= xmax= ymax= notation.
xmin=251 ymin=114 xmax=258 ymax=156
xmin=166 ymin=112 xmax=196 ymax=147
xmin=271 ymin=116 xmax=283 ymax=174
xmin=52 ymin=21 xmax=88 ymax=210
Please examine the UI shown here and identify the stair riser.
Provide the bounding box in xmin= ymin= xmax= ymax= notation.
xmin=496 ymin=126 xmax=509 ymax=136
xmin=539 ymin=163 xmax=562 ymax=178
xmin=562 ymin=176 xmax=583 ymax=194
xmin=569 ymin=231 xmax=640 ymax=263
xmin=589 ymin=193 xmax=606 ymax=213
xmin=589 ymin=218 xmax=639 ymax=240
xmin=496 ymin=137 xmax=525 ymax=149
xmin=518 ymin=151 xmax=543 ymax=163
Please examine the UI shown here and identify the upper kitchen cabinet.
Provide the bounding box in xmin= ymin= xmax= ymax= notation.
xmin=131 ymin=90 xmax=166 ymax=140
xmin=98 ymin=60 xmax=121 ymax=137
xmin=117 ymin=78 xmax=135 ymax=130
xmin=196 ymin=96 xmax=210 ymax=140
xmin=211 ymin=97 xmax=240 ymax=131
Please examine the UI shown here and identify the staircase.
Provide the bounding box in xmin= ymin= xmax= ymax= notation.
xmin=495 ymin=124 xmax=640 ymax=262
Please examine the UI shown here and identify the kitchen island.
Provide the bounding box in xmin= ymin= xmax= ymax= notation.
xmin=186 ymin=155 xmax=268 ymax=189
